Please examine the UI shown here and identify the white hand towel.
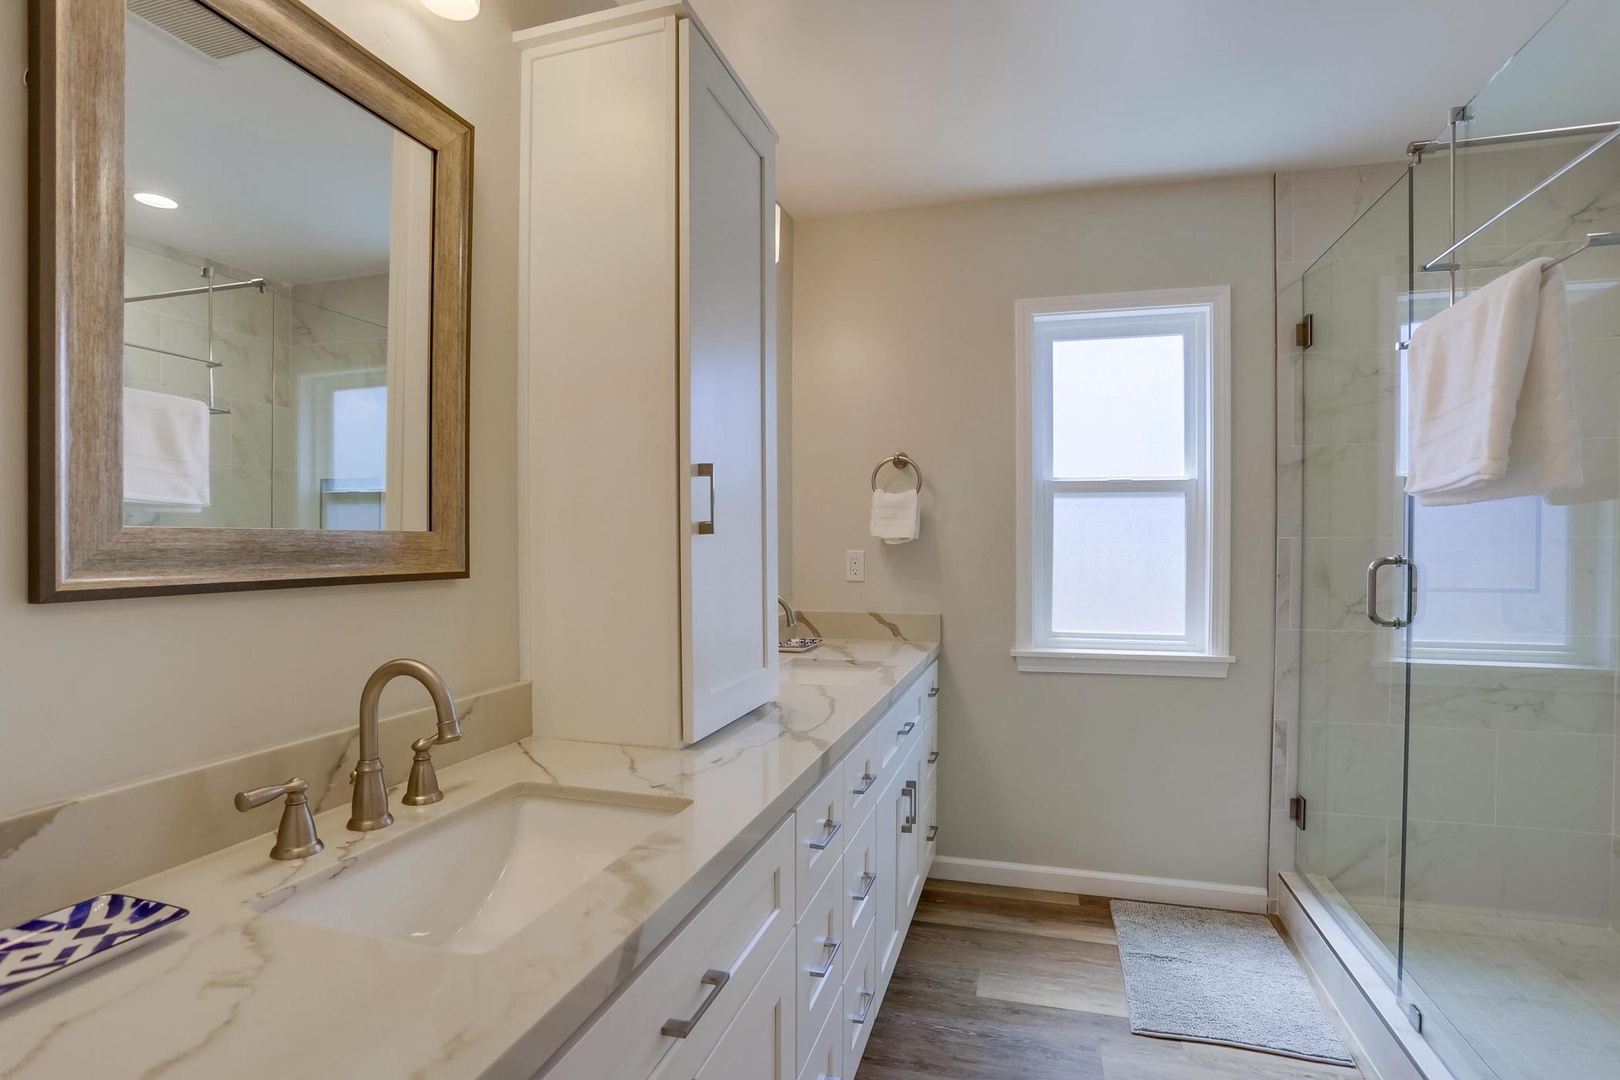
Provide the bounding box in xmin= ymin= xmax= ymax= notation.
xmin=870 ymin=488 xmax=919 ymax=544
xmin=123 ymin=387 xmax=211 ymax=512
xmin=1405 ymin=258 xmax=1581 ymax=506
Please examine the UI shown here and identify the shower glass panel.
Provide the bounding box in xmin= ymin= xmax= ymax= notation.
xmin=1296 ymin=168 xmax=1414 ymax=993
xmin=1297 ymin=3 xmax=1620 ymax=1078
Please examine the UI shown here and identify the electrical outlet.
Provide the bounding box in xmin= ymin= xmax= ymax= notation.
xmin=845 ymin=549 xmax=865 ymax=582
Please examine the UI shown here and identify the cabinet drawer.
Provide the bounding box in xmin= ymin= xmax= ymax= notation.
xmin=693 ymin=934 xmax=797 ymax=1080
xmin=922 ymin=661 xmax=940 ymax=718
xmin=795 ymin=862 xmax=846 ymax=1075
xmin=842 ymin=921 xmax=879 ymax=1070
xmin=795 ymin=766 xmax=847 ymax=913
xmin=919 ymin=790 xmax=938 ymax=884
xmin=843 ymin=720 xmax=887 ymax=832
xmin=796 ymin=999 xmax=844 ymax=1080
xmin=876 ymin=691 xmax=923 ymax=775
xmin=921 ymin=711 xmax=939 ymax=790
xmin=842 ymin=805 xmax=879 ymax=949
xmin=540 ymin=818 xmax=795 ymax=1080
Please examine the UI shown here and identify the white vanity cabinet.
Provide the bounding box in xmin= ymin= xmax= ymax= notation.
xmin=533 ymin=662 xmax=942 ymax=1080
xmin=517 ymin=2 xmax=779 ymax=748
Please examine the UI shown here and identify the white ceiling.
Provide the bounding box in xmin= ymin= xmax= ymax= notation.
xmin=126 ymin=10 xmax=404 ymax=284
xmin=683 ymin=0 xmax=1571 ymax=217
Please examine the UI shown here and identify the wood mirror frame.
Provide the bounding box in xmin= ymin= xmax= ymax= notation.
xmin=27 ymin=0 xmax=472 ymax=602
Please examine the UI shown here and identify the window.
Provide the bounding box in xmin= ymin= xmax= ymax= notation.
xmin=1014 ymin=287 xmax=1232 ymax=676
xmin=1395 ymin=290 xmax=1614 ymax=668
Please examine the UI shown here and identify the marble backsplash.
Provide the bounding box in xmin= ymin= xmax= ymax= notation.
xmin=791 ymin=610 xmax=942 ymax=643
xmin=0 ymin=682 xmax=530 ymax=927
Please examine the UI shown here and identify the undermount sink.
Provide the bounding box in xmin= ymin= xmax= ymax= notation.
xmin=253 ymin=784 xmax=688 ymax=954
xmin=786 ymin=657 xmax=884 ymax=686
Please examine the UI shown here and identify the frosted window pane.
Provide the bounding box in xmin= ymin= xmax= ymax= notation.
xmin=1051 ymin=335 xmax=1185 ymax=479
xmin=1051 ymin=493 xmax=1186 ymax=636
xmin=331 ymin=385 xmax=387 ymax=488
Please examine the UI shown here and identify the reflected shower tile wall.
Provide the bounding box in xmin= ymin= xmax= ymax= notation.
xmin=122 ymin=239 xmax=279 ymax=529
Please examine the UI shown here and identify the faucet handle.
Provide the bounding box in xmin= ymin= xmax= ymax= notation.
xmin=403 ymin=735 xmax=447 ymax=806
xmin=235 ymin=778 xmax=324 ymax=861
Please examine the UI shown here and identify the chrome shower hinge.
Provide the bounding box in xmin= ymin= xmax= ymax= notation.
xmin=1289 ymin=795 xmax=1307 ymax=831
xmin=1295 ymin=314 xmax=1313 ymax=350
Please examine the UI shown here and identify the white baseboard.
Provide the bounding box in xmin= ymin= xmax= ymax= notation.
xmin=930 ymin=855 xmax=1269 ymax=913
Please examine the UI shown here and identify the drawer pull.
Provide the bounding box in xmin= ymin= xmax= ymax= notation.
xmin=661 ymin=968 xmax=730 ymax=1039
xmin=926 ymin=824 xmax=939 ymax=843
xmin=852 ymin=772 xmax=877 ymax=796
xmin=898 ymin=721 xmax=916 ymax=736
xmin=927 ymin=750 xmax=939 ymax=764
xmin=808 ymin=938 xmax=842 ymax=979
xmin=928 ymin=686 xmax=940 ymax=698
xmin=808 ymin=819 xmax=843 ymax=851
xmin=851 ymin=989 xmax=875 ymax=1025
xmin=901 ymin=780 xmax=917 ymax=832
xmin=852 ymin=870 xmax=877 ymax=902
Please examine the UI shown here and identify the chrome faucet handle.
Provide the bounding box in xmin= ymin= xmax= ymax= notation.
xmin=235 ymin=778 xmax=324 ymax=861
xmin=402 ymin=729 xmax=458 ymax=806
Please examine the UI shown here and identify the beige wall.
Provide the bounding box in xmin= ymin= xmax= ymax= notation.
xmin=0 ymin=0 xmax=522 ymax=819
xmin=791 ymin=176 xmax=1278 ymax=888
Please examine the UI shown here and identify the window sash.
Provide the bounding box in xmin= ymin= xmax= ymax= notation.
xmin=1030 ymin=307 xmax=1212 ymax=653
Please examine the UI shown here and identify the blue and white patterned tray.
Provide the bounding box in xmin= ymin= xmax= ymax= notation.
xmin=0 ymin=894 xmax=189 ymax=1008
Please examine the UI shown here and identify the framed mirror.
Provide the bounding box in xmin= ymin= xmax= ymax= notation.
xmin=28 ymin=0 xmax=472 ymax=601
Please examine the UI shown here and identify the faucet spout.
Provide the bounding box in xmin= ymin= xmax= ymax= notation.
xmin=349 ymin=658 xmax=461 ymax=832
xmin=777 ymin=596 xmax=798 ymax=631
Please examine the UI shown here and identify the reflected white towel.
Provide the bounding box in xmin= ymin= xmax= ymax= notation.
xmin=123 ymin=388 xmax=210 ymax=511
xmin=1405 ymin=258 xmax=1581 ymax=506
xmin=870 ymin=488 xmax=918 ymax=545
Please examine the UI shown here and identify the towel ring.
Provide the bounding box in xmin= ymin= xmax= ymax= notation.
xmin=871 ymin=452 xmax=922 ymax=492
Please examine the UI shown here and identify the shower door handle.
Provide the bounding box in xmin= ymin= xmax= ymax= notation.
xmin=1366 ymin=555 xmax=1417 ymax=629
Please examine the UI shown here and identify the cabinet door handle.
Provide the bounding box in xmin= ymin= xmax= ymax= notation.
xmin=808 ymin=938 xmax=842 ymax=979
xmin=852 ymin=870 xmax=877 ymax=902
xmin=927 ymin=750 xmax=939 ymax=764
xmin=898 ymin=721 xmax=916 ymax=736
xmin=851 ymin=989 xmax=875 ymax=1025
xmin=926 ymin=824 xmax=939 ymax=843
xmin=901 ymin=780 xmax=917 ymax=832
xmin=808 ymin=818 xmax=843 ymax=851
xmin=928 ymin=686 xmax=939 ymax=698
xmin=694 ymin=463 xmax=715 ymax=535
xmin=852 ymin=772 xmax=877 ymax=796
xmin=660 ymin=968 xmax=730 ymax=1038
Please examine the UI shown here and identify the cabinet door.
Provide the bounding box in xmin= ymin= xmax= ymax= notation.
xmin=693 ymin=935 xmax=796 ymax=1080
xmin=880 ymin=752 xmax=921 ymax=978
xmin=679 ymin=19 xmax=779 ymax=742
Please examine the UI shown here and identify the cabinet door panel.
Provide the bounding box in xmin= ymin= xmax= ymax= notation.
xmin=693 ymin=935 xmax=796 ymax=1080
xmin=679 ymin=20 xmax=778 ymax=742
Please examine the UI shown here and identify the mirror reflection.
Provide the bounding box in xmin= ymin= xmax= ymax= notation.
xmin=121 ymin=0 xmax=433 ymax=531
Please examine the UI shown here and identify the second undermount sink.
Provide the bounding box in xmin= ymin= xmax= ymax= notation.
xmin=253 ymin=784 xmax=688 ymax=954
xmin=786 ymin=657 xmax=884 ymax=686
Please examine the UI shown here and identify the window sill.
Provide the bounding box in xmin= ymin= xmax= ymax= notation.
xmin=1011 ymin=648 xmax=1235 ymax=678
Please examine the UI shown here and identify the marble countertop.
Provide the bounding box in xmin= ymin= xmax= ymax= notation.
xmin=0 ymin=638 xmax=938 ymax=1080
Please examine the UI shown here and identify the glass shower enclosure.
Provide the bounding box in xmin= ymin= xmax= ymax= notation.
xmin=1292 ymin=2 xmax=1620 ymax=1077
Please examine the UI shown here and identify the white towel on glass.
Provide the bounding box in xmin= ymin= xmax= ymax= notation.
xmin=123 ymin=387 xmax=211 ymax=512
xmin=1404 ymin=257 xmax=1581 ymax=506
xmin=870 ymin=489 xmax=919 ymax=544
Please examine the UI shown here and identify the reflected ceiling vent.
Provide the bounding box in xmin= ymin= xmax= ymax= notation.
xmin=128 ymin=0 xmax=261 ymax=60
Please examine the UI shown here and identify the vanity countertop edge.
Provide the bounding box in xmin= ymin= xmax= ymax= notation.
xmin=0 ymin=637 xmax=939 ymax=1080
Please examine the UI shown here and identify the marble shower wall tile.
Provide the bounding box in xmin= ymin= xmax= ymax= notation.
xmin=0 ymin=682 xmax=531 ymax=928
xmin=1495 ymin=731 xmax=1615 ymax=833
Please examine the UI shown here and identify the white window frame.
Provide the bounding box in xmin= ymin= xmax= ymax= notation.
xmin=1013 ymin=286 xmax=1233 ymax=677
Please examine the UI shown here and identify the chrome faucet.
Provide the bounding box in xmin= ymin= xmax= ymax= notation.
xmin=348 ymin=659 xmax=462 ymax=832
xmin=777 ymin=596 xmax=798 ymax=630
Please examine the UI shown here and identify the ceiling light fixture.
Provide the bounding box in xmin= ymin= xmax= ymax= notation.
xmin=132 ymin=192 xmax=179 ymax=209
xmin=420 ymin=0 xmax=479 ymax=19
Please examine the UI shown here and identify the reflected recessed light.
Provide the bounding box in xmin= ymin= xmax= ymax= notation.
xmin=133 ymin=192 xmax=179 ymax=210
xmin=420 ymin=0 xmax=479 ymax=19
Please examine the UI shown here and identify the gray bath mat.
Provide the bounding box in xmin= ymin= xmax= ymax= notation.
xmin=1110 ymin=900 xmax=1354 ymax=1066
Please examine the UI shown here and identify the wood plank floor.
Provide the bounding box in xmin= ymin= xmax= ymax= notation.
xmin=858 ymin=881 xmax=1364 ymax=1080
